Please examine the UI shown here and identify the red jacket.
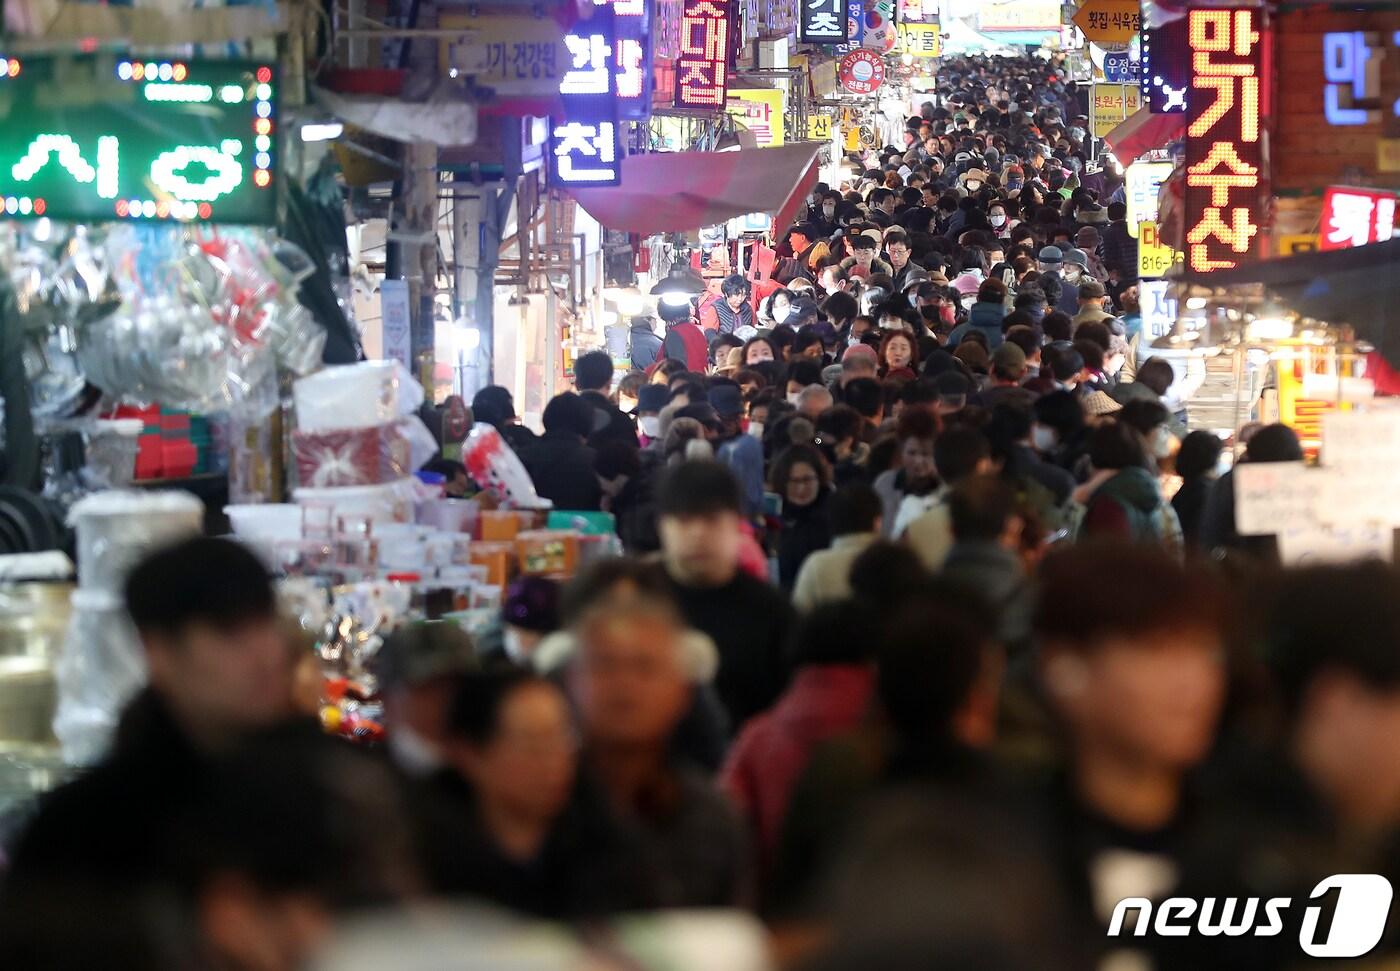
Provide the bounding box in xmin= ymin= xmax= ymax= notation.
xmin=663 ymin=321 xmax=709 ymax=372
xmin=720 ymin=664 xmax=874 ymax=875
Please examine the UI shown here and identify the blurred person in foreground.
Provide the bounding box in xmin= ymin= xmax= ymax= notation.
xmin=1033 ymin=544 xmax=1230 ymax=968
xmin=571 ymin=598 xmax=749 ymax=907
xmin=656 ymin=461 xmax=794 ymax=731
xmin=376 ymin=620 xmax=480 ymax=778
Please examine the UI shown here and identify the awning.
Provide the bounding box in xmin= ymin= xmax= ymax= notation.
xmin=568 ymin=142 xmax=823 ymax=236
xmin=1103 ymin=107 xmax=1185 ymax=161
xmin=1180 ymin=238 xmax=1400 ymax=369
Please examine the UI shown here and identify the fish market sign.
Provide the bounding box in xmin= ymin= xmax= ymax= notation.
xmin=0 ymin=55 xmax=277 ymax=224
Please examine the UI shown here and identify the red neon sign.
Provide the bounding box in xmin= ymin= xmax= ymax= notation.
xmin=1320 ymin=186 xmax=1398 ymax=251
xmin=675 ymin=0 xmax=729 ymax=108
xmin=1183 ymin=8 xmax=1266 ymax=273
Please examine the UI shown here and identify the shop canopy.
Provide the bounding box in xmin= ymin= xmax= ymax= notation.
xmin=1103 ymin=108 xmax=1185 ymax=162
xmin=568 ymin=142 xmax=823 ymax=236
xmin=1180 ymin=238 xmax=1400 ymax=368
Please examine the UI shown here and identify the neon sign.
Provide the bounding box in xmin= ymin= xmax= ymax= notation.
xmin=551 ymin=6 xmax=623 ymax=187
xmin=800 ymin=0 xmax=848 ymax=45
xmin=0 ymin=55 xmax=275 ymax=224
xmin=1320 ymin=186 xmax=1398 ymax=250
xmin=1183 ymin=8 xmax=1265 ymax=273
xmin=675 ymin=0 xmax=730 ymax=108
xmin=596 ymin=0 xmax=652 ymax=120
xmin=1323 ymin=30 xmax=1400 ymax=126
xmin=1142 ymin=21 xmax=1190 ymax=114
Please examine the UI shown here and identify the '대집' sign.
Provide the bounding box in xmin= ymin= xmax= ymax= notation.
xmin=799 ymin=0 xmax=848 ymax=45
xmin=675 ymin=0 xmax=731 ymax=107
xmin=838 ymin=49 xmax=885 ymax=94
xmin=1183 ymin=8 xmax=1265 ymax=273
xmin=1320 ymin=185 xmax=1398 ymax=250
xmin=0 ymin=55 xmax=276 ymax=225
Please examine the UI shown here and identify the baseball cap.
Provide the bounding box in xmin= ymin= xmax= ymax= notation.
xmin=992 ymin=342 xmax=1027 ymax=373
xmin=1038 ymin=245 xmax=1064 ymax=265
xmin=1062 ymin=248 xmax=1090 ymax=269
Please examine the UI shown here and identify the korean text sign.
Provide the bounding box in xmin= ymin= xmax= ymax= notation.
xmin=800 ymin=0 xmax=848 ymax=45
xmin=1320 ymin=186 xmax=1398 ymax=250
xmin=1183 ymin=8 xmax=1266 ymax=273
xmin=551 ymin=5 xmax=623 ymax=187
xmin=596 ymin=0 xmax=652 ymax=120
xmin=0 ymin=55 xmax=277 ymax=225
xmin=675 ymin=0 xmax=731 ymax=108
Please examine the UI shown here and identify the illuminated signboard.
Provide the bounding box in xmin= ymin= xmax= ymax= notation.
xmin=800 ymin=0 xmax=849 ymax=45
xmin=898 ymin=22 xmax=941 ymax=58
xmin=596 ymin=0 xmax=652 ymax=120
xmin=0 ymin=55 xmax=276 ymax=224
xmin=1321 ymin=29 xmax=1400 ymax=126
xmin=1320 ymin=186 xmax=1398 ymax=250
xmin=978 ymin=0 xmax=1060 ymax=32
xmin=838 ymin=49 xmax=885 ymax=94
xmin=836 ymin=0 xmax=864 ymax=53
xmin=726 ymin=88 xmax=785 ymax=147
xmin=1141 ymin=20 xmax=1190 ymax=114
xmin=675 ymin=0 xmax=730 ymax=108
xmin=550 ymin=6 xmax=622 ymax=186
xmin=1183 ymin=7 xmax=1265 ymax=273
xmin=1125 ymin=160 xmax=1172 ymax=238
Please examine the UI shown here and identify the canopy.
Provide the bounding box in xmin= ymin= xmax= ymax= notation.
xmin=568 ymin=143 xmax=822 ymax=236
xmin=1103 ymin=108 xmax=1185 ymax=162
xmin=1180 ymin=238 xmax=1400 ymax=368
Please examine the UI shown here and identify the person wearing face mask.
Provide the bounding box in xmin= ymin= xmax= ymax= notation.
xmin=818 ymin=262 xmax=849 ymax=297
xmin=634 ymin=383 xmax=669 ymax=446
xmin=1055 ymin=248 xmax=1090 ymax=315
xmin=958 ymin=166 xmax=988 ymax=196
xmin=987 ymin=202 xmax=1015 ymax=240
xmin=1001 ymin=163 xmax=1025 ymax=194
xmin=742 ymin=335 xmax=779 ymax=367
xmin=811 ymin=191 xmax=842 ymax=238
xmin=762 ymin=288 xmax=795 ymax=327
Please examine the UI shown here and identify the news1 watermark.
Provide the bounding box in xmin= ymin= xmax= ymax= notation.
xmin=1108 ymin=875 xmax=1394 ymax=958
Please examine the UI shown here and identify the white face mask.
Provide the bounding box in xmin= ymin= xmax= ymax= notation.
xmin=787 ymin=391 xmax=803 ymax=406
xmin=747 ymin=420 xmax=764 ymax=439
xmin=387 ymin=723 xmax=443 ymax=776
xmin=639 ymin=415 xmax=661 ymax=438
xmin=965 ymin=180 xmax=981 ymax=191
xmin=1032 ymin=425 xmax=1058 ymax=453
xmin=1063 ymin=266 xmax=1082 ymax=283
xmin=823 ymin=205 xmax=836 ymax=218
xmin=773 ymin=303 xmax=791 ymax=323
xmin=990 ymin=214 xmax=1007 ymax=227
xmin=1152 ymin=427 xmax=1174 ymax=459
xmin=619 ymin=396 xmax=638 ymax=413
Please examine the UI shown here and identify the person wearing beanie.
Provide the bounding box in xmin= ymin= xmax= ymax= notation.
xmin=498 ymin=576 xmax=562 ymax=665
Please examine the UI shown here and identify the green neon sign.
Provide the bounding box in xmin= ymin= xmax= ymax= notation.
xmin=0 ymin=55 xmax=277 ymax=225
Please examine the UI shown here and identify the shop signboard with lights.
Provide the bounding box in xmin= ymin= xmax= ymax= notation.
xmin=1182 ymin=7 xmax=1267 ymax=273
xmin=1320 ymin=185 xmax=1398 ymax=250
xmin=0 ymin=55 xmax=276 ymax=224
xmin=675 ymin=0 xmax=731 ymax=108
xmin=550 ymin=6 xmax=623 ymax=186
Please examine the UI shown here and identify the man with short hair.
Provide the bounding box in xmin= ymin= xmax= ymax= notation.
xmin=1071 ymin=279 xmax=1116 ymax=329
xmin=868 ymin=188 xmax=897 ymax=228
xmin=978 ymin=343 xmax=1036 ymax=411
xmin=656 ymin=462 xmax=794 ymax=729
xmin=884 ymin=230 xmax=924 ymax=291
xmin=840 ymin=232 xmax=892 ymax=280
xmin=902 ymin=425 xmax=996 ymax=568
xmin=574 ymin=349 xmax=638 ymax=451
xmin=841 ymin=376 xmax=885 ymax=440
xmin=943 ymin=475 xmax=1033 ymax=654
xmin=797 ymin=384 xmax=834 ymax=420
xmin=572 ymin=599 xmax=748 ymax=907
xmin=839 ymin=346 xmax=880 ymax=389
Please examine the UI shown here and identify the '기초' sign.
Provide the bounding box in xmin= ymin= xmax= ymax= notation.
xmin=675 ymin=0 xmax=731 ymax=108
xmin=1183 ymin=8 xmax=1266 ymax=273
xmin=799 ymin=0 xmax=848 ymax=45
xmin=0 ymin=54 xmax=276 ymax=224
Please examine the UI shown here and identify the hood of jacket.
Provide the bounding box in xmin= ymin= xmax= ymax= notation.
xmin=969 ymin=301 xmax=1005 ymax=330
xmin=1097 ymin=465 xmax=1161 ymax=512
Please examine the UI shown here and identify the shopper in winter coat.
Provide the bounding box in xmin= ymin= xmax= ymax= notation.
xmin=629 ymin=317 xmax=663 ymax=371
xmin=948 ymin=278 xmax=1010 ymax=350
xmin=720 ymin=601 xmax=876 ymax=882
xmin=792 ymin=483 xmax=883 ymax=611
xmin=770 ymin=444 xmax=833 ymax=592
xmin=521 ymin=393 xmax=604 ymax=511
xmin=1074 ymin=419 xmax=1182 ymax=554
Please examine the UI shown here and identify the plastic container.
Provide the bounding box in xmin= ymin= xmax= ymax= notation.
xmin=293 ymin=360 xmax=425 ymax=432
xmin=84 ymin=419 xmax=143 ymax=488
xmin=67 ymin=490 xmax=204 ymax=595
xmin=416 ymin=498 xmax=479 ymax=535
xmin=226 ymin=503 xmax=304 ymax=543
xmin=291 ymin=418 xmax=437 ymax=489
xmin=293 ymin=478 xmax=418 ymax=527
xmin=516 ymin=530 xmax=580 ymax=577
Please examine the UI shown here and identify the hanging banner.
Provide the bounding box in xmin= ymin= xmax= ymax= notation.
xmin=799 ymin=0 xmax=848 ymax=44
xmin=675 ymin=0 xmax=731 ymax=108
xmin=838 ymin=48 xmax=885 ymax=94
xmin=1183 ymin=7 xmax=1266 ymax=273
xmin=726 ymin=88 xmax=785 ymax=147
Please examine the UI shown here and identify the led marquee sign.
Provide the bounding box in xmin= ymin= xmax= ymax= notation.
xmin=675 ymin=0 xmax=731 ymax=108
xmin=1183 ymin=7 xmax=1265 ymax=273
xmin=0 ymin=55 xmax=276 ymax=225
